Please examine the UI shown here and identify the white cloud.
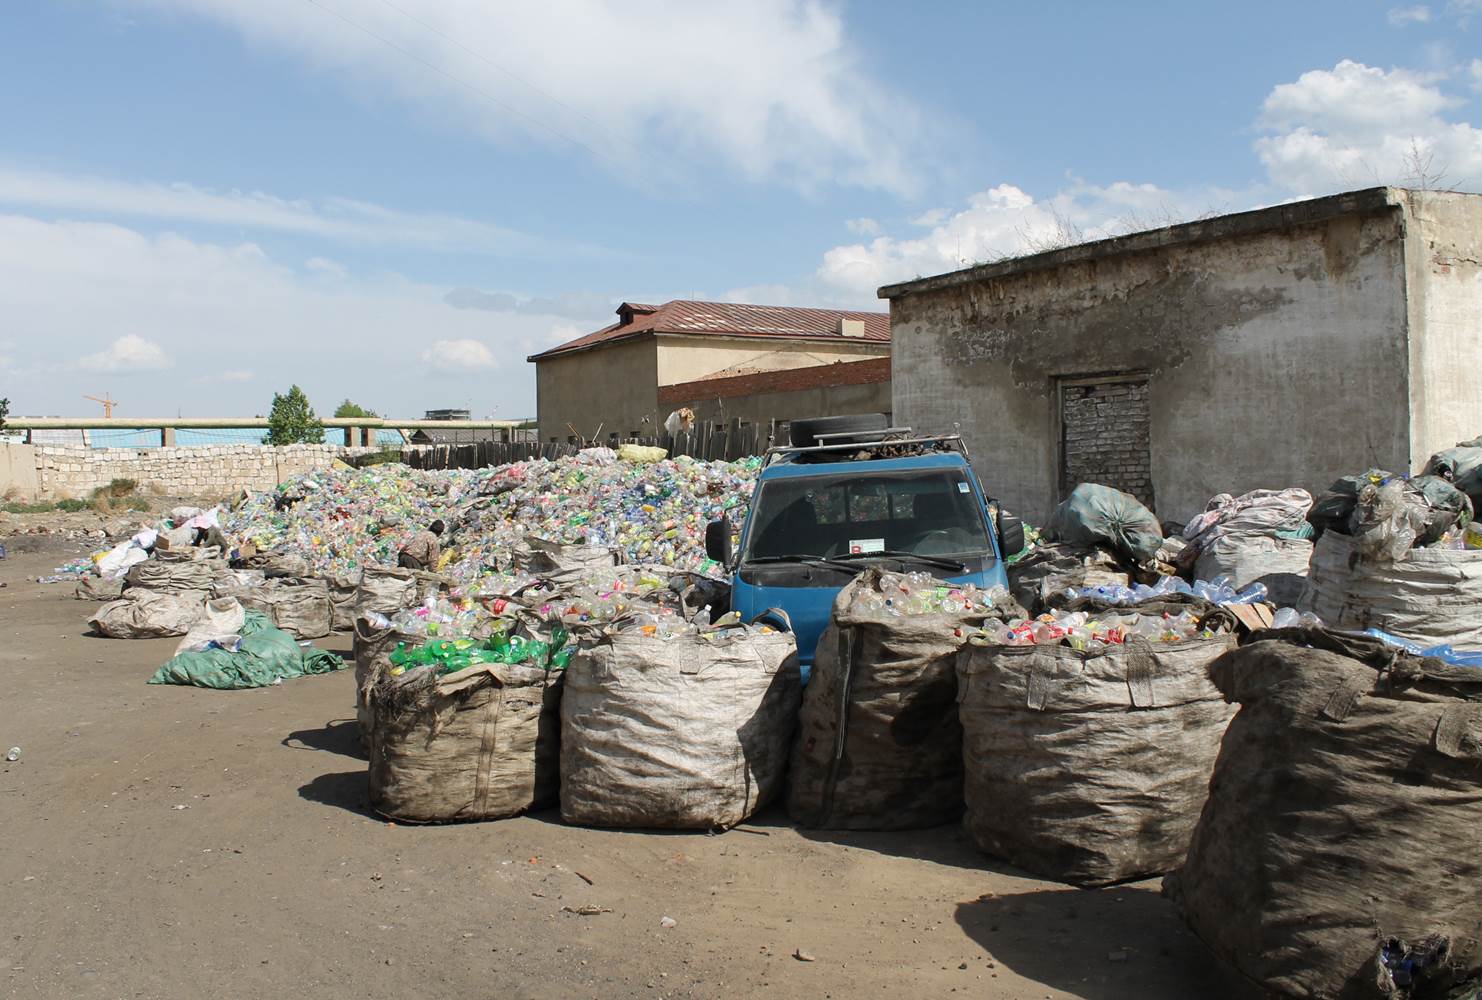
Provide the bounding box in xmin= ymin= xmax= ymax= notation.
xmin=194 ymin=370 xmax=254 ymax=383
xmin=305 ymin=256 xmax=346 ymax=277
xmin=0 ymin=165 xmax=550 ymax=253
xmin=1255 ymin=60 xmax=1482 ymax=191
xmin=811 ymin=180 xmax=1222 ymax=304
xmin=1470 ymin=58 xmax=1482 ymax=90
xmin=1388 ymin=5 xmax=1432 ymax=25
xmin=421 ymin=338 xmax=497 ymax=372
xmin=115 ymin=0 xmax=922 ymax=194
xmin=845 ymin=217 xmax=880 ymax=236
xmin=78 ymin=334 xmax=172 ymax=372
xmin=0 ymin=213 xmax=570 ymax=416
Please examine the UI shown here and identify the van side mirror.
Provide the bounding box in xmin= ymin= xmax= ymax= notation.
xmin=996 ymin=511 xmax=1025 ymax=558
xmin=705 ymin=516 xmax=733 ymax=566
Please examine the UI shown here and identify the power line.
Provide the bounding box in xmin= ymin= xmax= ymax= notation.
xmin=372 ymin=0 xmax=642 ymax=159
xmin=303 ymin=0 xmax=615 ymax=165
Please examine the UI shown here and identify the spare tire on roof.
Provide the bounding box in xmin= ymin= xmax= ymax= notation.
xmin=788 ymin=413 xmax=889 ymax=449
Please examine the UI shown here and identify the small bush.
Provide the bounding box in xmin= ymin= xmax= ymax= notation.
xmin=54 ymin=498 xmax=89 ymax=513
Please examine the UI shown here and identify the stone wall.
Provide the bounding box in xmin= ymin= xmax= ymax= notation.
xmin=23 ymin=443 xmax=382 ymax=500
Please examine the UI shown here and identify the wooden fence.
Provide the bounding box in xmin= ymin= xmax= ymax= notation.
xmin=400 ymin=419 xmax=783 ymax=470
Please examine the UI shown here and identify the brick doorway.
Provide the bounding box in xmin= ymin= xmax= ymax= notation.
xmin=1057 ymin=375 xmax=1154 ymax=510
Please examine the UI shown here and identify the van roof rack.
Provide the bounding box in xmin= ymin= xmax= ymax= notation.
xmin=765 ymin=432 xmax=970 ymax=465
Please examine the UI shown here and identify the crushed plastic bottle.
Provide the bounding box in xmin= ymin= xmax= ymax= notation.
xmin=967 ymin=607 xmax=1224 ymax=650
xmin=1063 ymin=575 xmax=1269 ymax=607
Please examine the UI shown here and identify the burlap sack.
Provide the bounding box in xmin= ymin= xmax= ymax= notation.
xmin=368 ymin=663 xmax=562 ymax=823
xmin=1166 ymin=629 xmax=1482 ymax=998
xmin=561 ymin=626 xmax=800 ymax=829
xmin=1300 ymin=531 xmax=1482 ymax=647
xmin=956 ymin=633 xmax=1237 ymax=886
xmin=788 ymin=571 xmax=1011 ymax=830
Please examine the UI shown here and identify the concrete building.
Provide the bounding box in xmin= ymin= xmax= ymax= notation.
xmin=527 ymin=300 xmax=888 ymax=441
xmin=880 ymin=187 xmax=1482 ymax=523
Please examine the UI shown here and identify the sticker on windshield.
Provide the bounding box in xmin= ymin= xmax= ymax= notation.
xmin=849 ymin=538 xmax=885 ymax=555
xmin=957 ymin=481 xmax=970 ymax=493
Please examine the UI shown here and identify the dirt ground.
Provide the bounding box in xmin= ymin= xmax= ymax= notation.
xmin=1 ymin=541 xmax=1255 ymax=1000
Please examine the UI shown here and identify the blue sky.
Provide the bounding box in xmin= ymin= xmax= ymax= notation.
xmin=2 ymin=0 xmax=1479 ymax=419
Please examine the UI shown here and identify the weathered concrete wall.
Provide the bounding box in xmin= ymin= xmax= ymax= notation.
xmin=890 ymin=204 xmax=1412 ymax=524
xmin=666 ymin=380 xmax=891 ymax=426
xmin=535 ymin=337 xmax=658 ymax=441
xmin=656 ymin=335 xmax=886 ymax=384
xmin=25 ymin=444 xmax=374 ymax=500
xmin=0 ymin=443 xmax=39 ymax=500
xmin=1402 ymin=189 xmax=1482 ymax=467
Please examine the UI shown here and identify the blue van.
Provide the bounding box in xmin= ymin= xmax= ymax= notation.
xmin=705 ymin=415 xmax=1023 ymax=677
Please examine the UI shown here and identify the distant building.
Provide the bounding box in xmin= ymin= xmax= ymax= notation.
xmin=527 ymin=300 xmax=889 ymax=442
xmin=880 ymin=187 xmax=1482 ymax=522
xmin=424 ymin=408 xmax=471 ymax=421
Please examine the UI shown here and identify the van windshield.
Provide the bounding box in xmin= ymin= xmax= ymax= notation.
xmin=743 ymin=469 xmax=992 ymax=562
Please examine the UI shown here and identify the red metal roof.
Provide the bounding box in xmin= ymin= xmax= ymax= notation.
xmin=658 ymin=357 xmax=891 ymax=405
xmin=528 ymin=299 xmax=890 ymax=361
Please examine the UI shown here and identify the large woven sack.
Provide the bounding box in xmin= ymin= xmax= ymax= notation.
xmin=1299 ymin=530 xmax=1482 ymax=648
xmin=244 ymin=551 xmax=310 ymax=579
xmin=514 ymin=537 xmax=619 ymax=588
xmin=787 ymin=571 xmax=1005 ymax=830
xmin=1008 ymin=542 xmax=1127 ymax=615
xmin=561 ymin=626 xmax=801 ymax=829
xmin=354 ymin=565 xmax=446 ymax=619
xmin=75 ymin=576 xmax=125 ymax=601
xmin=324 ymin=572 xmax=359 ymax=632
xmin=956 ymin=633 xmax=1237 ymax=886
xmin=239 ymin=578 xmax=332 ymax=639
xmin=368 ymin=663 xmax=562 ymax=822
xmin=89 ymin=589 xmax=208 ymax=638
xmin=1165 ymin=629 xmax=1482 ymax=998
xmin=353 ymin=617 xmax=425 ymax=752
xmin=124 ymin=555 xmax=230 ymax=594
xmin=1194 ymin=534 xmax=1313 ymax=606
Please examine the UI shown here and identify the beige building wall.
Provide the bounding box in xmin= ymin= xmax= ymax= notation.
xmin=1402 ymin=189 xmax=1482 ymax=469
xmin=655 ymin=335 xmax=886 ymax=385
xmin=534 ymin=336 xmax=659 ymax=441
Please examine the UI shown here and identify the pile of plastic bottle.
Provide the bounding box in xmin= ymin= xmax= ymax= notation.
xmin=1062 ymin=575 xmax=1270 ymax=606
xmin=445 ymin=454 xmax=760 ymax=581
xmin=386 ymin=630 xmax=573 ymax=678
xmin=388 ymin=592 xmax=502 ymax=640
xmin=849 ymin=572 xmax=1013 ymax=618
xmin=537 ymin=566 xmax=680 ymax=626
xmin=224 ymin=453 xmax=760 ymax=586
xmin=1363 ymin=627 xmax=1482 ymax=668
xmin=225 ymin=463 xmax=480 ymax=579
xmin=968 ymin=608 xmax=1221 ymax=652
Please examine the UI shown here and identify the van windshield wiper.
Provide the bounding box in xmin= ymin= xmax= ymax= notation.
xmin=744 ymin=554 xmax=859 ymax=573
xmin=830 ymin=550 xmax=968 ymax=572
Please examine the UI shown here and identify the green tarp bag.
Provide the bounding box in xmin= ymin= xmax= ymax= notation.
xmin=148 ymin=611 xmax=344 ymax=689
xmin=1043 ymin=483 xmax=1163 ymax=564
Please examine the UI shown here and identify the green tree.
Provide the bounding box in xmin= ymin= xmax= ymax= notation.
xmin=264 ymin=385 xmax=325 ymax=445
xmin=333 ymin=399 xmax=379 ymax=419
xmin=0 ymin=397 xmax=9 ymax=432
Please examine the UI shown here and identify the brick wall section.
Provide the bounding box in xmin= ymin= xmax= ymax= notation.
xmin=30 ymin=444 xmax=386 ymax=500
xmin=1060 ymin=380 xmax=1155 ymax=509
xmin=658 ymin=357 xmax=890 ymax=405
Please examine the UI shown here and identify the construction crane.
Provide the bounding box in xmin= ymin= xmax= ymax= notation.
xmin=84 ymin=393 xmax=117 ymax=418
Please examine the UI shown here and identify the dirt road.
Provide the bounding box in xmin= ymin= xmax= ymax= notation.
xmin=1 ymin=543 xmax=1250 ymax=1000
